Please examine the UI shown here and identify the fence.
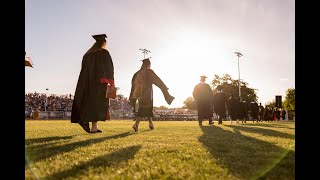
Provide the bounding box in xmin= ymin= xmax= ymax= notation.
xmin=25 ymin=110 xmax=295 ymax=121
xmin=26 ymin=111 xmax=71 ymax=120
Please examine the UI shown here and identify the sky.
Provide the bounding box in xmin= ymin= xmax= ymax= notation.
xmin=25 ymin=0 xmax=295 ymax=108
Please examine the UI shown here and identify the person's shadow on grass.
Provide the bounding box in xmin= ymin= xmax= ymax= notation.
xmin=225 ymin=124 xmax=295 ymax=140
xmin=198 ymin=125 xmax=294 ymax=179
xmin=44 ymin=145 xmax=142 ymax=180
xmin=241 ymin=122 xmax=295 ymax=129
xmin=25 ymin=136 xmax=74 ymax=144
xmin=26 ymin=132 xmax=133 ymax=163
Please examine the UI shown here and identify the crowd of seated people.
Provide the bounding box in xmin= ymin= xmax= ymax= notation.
xmin=25 ymin=92 xmax=133 ymax=119
xmin=153 ymin=109 xmax=198 ymax=121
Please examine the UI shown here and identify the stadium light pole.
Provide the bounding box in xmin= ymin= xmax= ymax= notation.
xmin=139 ymin=48 xmax=151 ymax=59
xmin=234 ymin=52 xmax=243 ymax=100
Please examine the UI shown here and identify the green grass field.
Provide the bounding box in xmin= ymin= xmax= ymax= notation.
xmin=25 ymin=120 xmax=295 ymax=180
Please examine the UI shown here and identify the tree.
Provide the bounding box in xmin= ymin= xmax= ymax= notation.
xmin=211 ymin=74 xmax=258 ymax=103
xmin=283 ymin=88 xmax=295 ymax=111
xmin=182 ymin=97 xmax=197 ymax=110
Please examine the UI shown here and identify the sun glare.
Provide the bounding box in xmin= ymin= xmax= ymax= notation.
xmin=153 ymin=30 xmax=236 ymax=107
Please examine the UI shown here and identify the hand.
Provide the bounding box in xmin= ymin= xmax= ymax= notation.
xmin=110 ymin=84 xmax=116 ymax=91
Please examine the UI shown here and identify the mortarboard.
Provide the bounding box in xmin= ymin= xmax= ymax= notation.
xmin=92 ymin=34 xmax=107 ymax=41
xmin=200 ymin=75 xmax=207 ymax=79
xmin=141 ymin=58 xmax=151 ymax=63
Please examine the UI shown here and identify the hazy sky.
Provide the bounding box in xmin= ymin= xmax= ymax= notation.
xmin=25 ymin=0 xmax=295 ymax=108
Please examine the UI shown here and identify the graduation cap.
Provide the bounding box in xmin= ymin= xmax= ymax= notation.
xmin=92 ymin=34 xmax=107 ymax=41
xmin=25 ymin=52 xmax=33 ymax=68
xmin=200 ymin=75 xmax=207 ymax=80
xmin=141 ymin=57 xmax=152 ymax=63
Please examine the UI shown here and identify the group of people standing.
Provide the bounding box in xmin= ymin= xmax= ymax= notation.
xmin=71 ymin=33 xmax=174 ymax=133
xmin=192 ymin=75 xmax=287 ymax=125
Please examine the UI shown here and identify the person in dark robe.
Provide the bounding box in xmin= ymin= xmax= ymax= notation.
xmin=192 ymin=75 xmax=214 ymax=125
xmin=129 ymin=58 xmax=174 ymax=132
xmin=269 ymin=107 xmax=274 ymax=121
xmin=250 ymin=101 xmax=259 ymax=123
xmin=212 ymin=85 xmax=227 ymax=124
xmin=71 ymin=34 xmax=115 ymax=133
xmin=240 ymin=99 xmax=250 ymax=123
xmin=281 ymin=108 xmax=287 ymax=121
xmin=258 ymin=102 xmax=265 ymax=122
xmin=226 ymin=94 xmax=240 ymax=124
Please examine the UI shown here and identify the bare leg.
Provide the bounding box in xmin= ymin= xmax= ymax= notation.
xmin=133 ymin=117 xmax=142 ymax=132
xmin=90 ymin=122 xmax=102 ymax=133
xmin=148 ymin=117 xmax=154 ymax=129
xmin=91 ymin=121 xmax=98 ymax=132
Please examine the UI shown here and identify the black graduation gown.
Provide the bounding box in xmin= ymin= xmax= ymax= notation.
xmin=226 ymin=97 xmax=240 ymax=120
xmin=193 ymin=83 xmax=214 ymax=119
xmin=250 ymin=102 xmax=259 ymax=119
xmin=71 ymin=49 xmax=114 ymax=123
xmin=129 ymin=69 xmax=169 ymax=117
xmin=212 ymin=92 xmax=227 ymax=118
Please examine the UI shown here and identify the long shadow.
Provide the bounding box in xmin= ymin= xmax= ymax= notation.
xmin=258 ymin=150 xmax=295 ymax=180
xmin=25 ymin=136 xmax=74 ymax=144
xmin=198 ymin=125 xmax=294 ymax=179
xmin=26 ymin=132 xmax=132 ymax=163
xmin=225 ymin=125 xmax=295 ymax=140
xmin=241 ymin=123 xmax=295 ymax=129
xmin=44 ymin=145 xmax=141 ymax=180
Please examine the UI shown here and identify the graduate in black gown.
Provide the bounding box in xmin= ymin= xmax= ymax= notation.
xmin=226 ymin=94 xmax=240 ymax=124
xmin=193 ymin=75 xmax=214 ymax=125
xmin=212 ymin=85 xmax=228 ymax=124
xmin=129 ymin=58 xmax=174 ymax=132
xmin=71 ymin=34 xmax=115 ymax=133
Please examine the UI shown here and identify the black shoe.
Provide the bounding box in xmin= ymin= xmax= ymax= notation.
xmin=149 ymin=124 xmax=154 ymax=130
xmin=79 ymin=122 xmax=90 ymax=133
xmin=90 ymin=129 xmax=102 ymax=133
xmin=209 ymin=122 xmax=214 ymax=125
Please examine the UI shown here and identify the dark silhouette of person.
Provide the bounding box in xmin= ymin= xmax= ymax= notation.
xmin=270 ymin=107 xmax=275 ymax=121
xmin=129 ymin=58 xmax=174 ymax=132
xmin=212 ymin=85 xmax=227 ymax=124
xmin=71 ymin=34 xmax=115 ymax=133
xmin=250 ymin=101 xmax=259 ymax=123
xmin=258 ymin=102 xmax=265 ymax=122
xmin=226 ymin=94 xmax=240 ymax=124
xmin=192 ymin=75 xmax=214 ymax=125
xmin=264 ymin=105 xmax=270 ymax=122
xmin=240 ymin=99 xmax=250 ymax=123
xmin=281 ymin=108 xmax=287 ymax=121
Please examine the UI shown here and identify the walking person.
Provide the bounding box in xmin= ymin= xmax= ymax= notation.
xmin=258 ymin=103 xmax=265 ymax=122
xmin=226 ymin=94 xmax=240 ymax=124
xmin=212 ymin=85 xmax=227 ymax=124
xmin=71 ymin=34 xmax=115 ymax=133
xmin=193 ymin=75 xmax=214 ymax=125
xmin=129 ymin=58 xmax=174 ymax=132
